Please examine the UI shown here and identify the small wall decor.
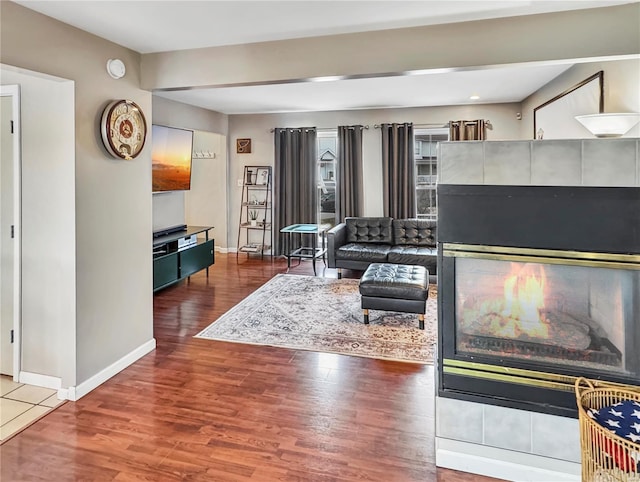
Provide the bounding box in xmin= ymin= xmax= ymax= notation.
xmin=236 ymin=138 xmax=252 ymax=154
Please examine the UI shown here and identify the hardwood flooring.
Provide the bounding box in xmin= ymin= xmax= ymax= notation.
xmin=0 ymin=254 xmax=504 ymax=481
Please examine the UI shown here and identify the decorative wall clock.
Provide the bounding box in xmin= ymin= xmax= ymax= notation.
xmin=100 ymin=99 xmax=147 ymax=160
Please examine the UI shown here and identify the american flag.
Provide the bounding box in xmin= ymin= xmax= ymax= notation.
xmin=588 ymin=400 xmax=640 ymax=472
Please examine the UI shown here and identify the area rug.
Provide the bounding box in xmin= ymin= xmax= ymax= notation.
xmin=195 ymin=274 xmax=437 ymax=364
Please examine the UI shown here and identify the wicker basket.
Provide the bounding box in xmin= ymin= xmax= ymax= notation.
xmin=575 ymin=377 xmax=640 ymax=482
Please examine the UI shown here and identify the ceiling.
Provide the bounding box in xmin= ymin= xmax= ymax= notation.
xmin=14 ymin=1 xmax=637 ymax=114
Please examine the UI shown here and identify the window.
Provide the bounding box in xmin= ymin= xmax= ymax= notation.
xmin=317 ymin=130 xmax=337 ymax=227
xmin=414 ymin=128 xmax=448 ymax=220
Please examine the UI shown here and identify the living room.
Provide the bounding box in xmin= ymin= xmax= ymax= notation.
xmin=1 ymin=1 xmax=639 ymax=480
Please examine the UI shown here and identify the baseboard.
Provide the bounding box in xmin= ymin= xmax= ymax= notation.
xmin=215 ymin=246 xmax=230 ymax=253
xmin=19 ymin=371 xmax=62 ymax=390
xmin=62 ymin=338 xmax=156 ymax=401
xmin=436 ymin=438 xmax=580 ymax=482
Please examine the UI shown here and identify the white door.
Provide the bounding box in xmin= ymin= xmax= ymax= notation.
xmin=0 ymin=87 xmax=19 ymax=377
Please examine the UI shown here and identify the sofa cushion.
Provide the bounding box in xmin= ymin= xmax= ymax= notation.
xmin=336 ymin=243 xmax=390 ymax=262
xmin=387 ymin=246 xmax=437 ymax=272
xmin=345 ymin=217 xmax=393 ymax=244
xmin=393 ymin=219 xmax=437 ymax=247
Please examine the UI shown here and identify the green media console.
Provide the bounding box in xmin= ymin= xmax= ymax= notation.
xmin=153 ymin=225 xmax=214 ymax=292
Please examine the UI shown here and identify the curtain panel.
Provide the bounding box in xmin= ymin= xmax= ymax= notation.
xmin=449 ymin=119 xmax=487 ymax=140
xmin=273 ymin=127 xmax=317 ymax=255
xmin=381 ymin=123 xmax=415 ymax=219
xmin=336 ymin=125 xmax=364 ymax=223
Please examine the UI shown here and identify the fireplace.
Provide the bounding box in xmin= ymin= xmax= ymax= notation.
xmin=437 ymin=184 xmax=640 ymax=417
xmin=453 ymin=246 xmax=638 ymax=374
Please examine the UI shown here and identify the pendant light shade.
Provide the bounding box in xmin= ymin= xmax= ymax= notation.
xmin=575 ymin=113 xmax=640 ymax=138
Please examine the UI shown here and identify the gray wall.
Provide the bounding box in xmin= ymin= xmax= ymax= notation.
xmin=520 ymin=58 xmax=640 ymax=139
xmin=151 ymin=96 xmax=229 ymax=246
xmin=1 ymin=2 xmax=153 ymax=386
xmin=142 ymin=4 xmax=640 ymax=90
xmin=142 ymin=3 xmax=639 ymax=253
xmin=226 ymin=103 xmax=521 ymax=249
xmin=152 ymin=95 xmax=228 ymax=136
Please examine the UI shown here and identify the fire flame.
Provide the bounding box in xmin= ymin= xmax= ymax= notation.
xmin=500 ymin=264 xmax=549 ymax=338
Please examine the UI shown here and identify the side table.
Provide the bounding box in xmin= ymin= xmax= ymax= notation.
xmin=280 ymin=224 xmax=329 ymax=276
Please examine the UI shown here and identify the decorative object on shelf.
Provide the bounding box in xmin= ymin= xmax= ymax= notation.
xmin=236 ymin=138 xmax=252 ymax=153
xmin=106 ymin=58 xmax=126 ymax=79
xmin=255 ymin=167 xmax=270 ymax=185
xmin=249 ymin=210 xmax=259 ymax=227
xmin=100 ymin=99 xmax=147 ymax=160
xmin=575 ymin=113 xmax=640 ymax=138
xmin=245 ymin=169 xmax=253 ymax=185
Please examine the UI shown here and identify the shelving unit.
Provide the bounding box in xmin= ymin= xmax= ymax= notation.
xmin=237 ymin=165 xmax=272 ymax=259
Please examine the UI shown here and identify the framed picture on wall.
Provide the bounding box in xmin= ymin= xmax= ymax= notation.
xmin=255 ymin=167 xmax=270 ymax=185
xmin=533 ymin=71 xmax=604 ymax=139
xmin=236 ymin=138 xmax=252 ymax=153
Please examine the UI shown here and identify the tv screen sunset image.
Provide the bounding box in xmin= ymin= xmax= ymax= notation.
xmin=152 ymin=125 xmax=194 ymax=192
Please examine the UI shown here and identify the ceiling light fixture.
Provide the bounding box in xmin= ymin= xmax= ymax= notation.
xmin=469 ymin=95 xmax=480 ymax=100
xmin=575 ymin=113 xmax=640 ymax=138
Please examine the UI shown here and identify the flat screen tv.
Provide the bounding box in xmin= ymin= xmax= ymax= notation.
xmin=152 ymin=124 xmax=194 ymax=192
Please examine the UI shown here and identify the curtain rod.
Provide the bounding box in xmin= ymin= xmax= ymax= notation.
xmin=270 ymin=125 xmax=369 ymax=133
xmin=373 ymin=120 xmax=493 ymax=129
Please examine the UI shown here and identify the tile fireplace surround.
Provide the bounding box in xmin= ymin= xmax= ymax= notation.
xmin=435 ymin=139 xmax=640 ymax=482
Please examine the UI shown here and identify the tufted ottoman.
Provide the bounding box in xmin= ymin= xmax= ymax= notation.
xmin=358 ymin=263 xmax=429 ymax=329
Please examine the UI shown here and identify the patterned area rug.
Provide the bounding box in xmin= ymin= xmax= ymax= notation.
xmin=195 ymin=274 xmax=438 ymax=364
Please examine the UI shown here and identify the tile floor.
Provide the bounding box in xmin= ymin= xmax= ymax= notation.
xmin=0 ymin=375 xmax=65 ymax=442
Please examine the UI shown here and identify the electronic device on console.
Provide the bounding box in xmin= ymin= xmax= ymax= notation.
xmin=177 ymin=234 xmax=198 ymax=251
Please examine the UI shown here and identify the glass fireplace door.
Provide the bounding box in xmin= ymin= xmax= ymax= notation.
xmin=445 ymin=244 xmax=640 ymax=381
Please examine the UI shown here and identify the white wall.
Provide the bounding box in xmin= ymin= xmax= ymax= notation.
xmin=0 ymin=66 xmax=77 ymax=387
xmin=186 ymin=131 xmax=229 ymax=249
xmin=227 ymin=103 xmax=521 ymax=248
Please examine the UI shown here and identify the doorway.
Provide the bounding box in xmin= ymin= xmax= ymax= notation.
xmin=0 ymin=85 xmax=21 ymax=379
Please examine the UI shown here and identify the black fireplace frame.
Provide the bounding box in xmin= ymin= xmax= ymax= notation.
xmin=437 ymin=185 xmax=640 ymax=417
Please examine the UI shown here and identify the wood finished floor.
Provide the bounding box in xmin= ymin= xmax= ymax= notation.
xmin=0 ymin=254 xmax=504 ymax=481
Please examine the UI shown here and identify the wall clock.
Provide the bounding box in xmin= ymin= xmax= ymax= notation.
xmin=100 ymin=99 xmax=147 ymax=160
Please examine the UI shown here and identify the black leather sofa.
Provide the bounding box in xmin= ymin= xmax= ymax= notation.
xmin=327 ymin=217 xmax=437 ymax=282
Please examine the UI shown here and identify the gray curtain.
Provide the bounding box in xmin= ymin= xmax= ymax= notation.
xmin=336 ymin=125 xmax=364 ymax=223
xmin=273 ymin=127 xmax=317 ymax=255
xmin=381 ymin=123 xmax=415 ymax=219
xmin=449 ymin=119 xmax=486 ymax=140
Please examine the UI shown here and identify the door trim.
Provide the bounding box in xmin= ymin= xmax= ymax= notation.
xmin=1 ymin=84 xmax=22 ymax=380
